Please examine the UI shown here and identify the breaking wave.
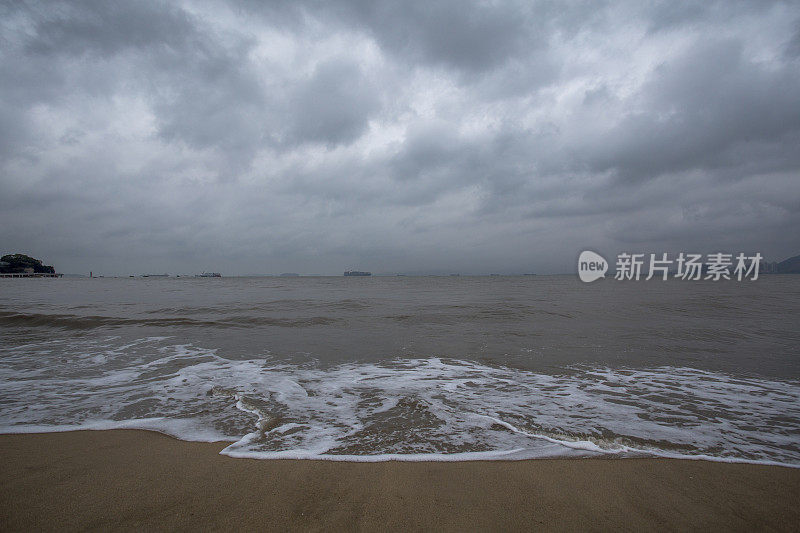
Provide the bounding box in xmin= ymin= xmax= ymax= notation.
xmin=1 ymin=336 xmax=798 ymax=465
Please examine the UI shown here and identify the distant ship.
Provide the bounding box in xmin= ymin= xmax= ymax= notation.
xmin=279 ymin=273 xmax=300 ymax=277
xmin=195 ymin=272 xmax=221 ymax=277
xmin=344 ymin=270 xmax=371 ymax=276
xmin=142 ymin=274 xmax=169 ymax=277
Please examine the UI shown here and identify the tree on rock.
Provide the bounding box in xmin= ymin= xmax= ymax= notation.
xmin=0 ymin=254 xmax=56 ymax=274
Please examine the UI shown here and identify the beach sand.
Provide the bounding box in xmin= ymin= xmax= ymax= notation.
xmin=1 ymin=430 xmax=798 ymax=531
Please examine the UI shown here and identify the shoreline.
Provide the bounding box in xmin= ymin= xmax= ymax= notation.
xmin=1 ymin=429 xmax=798 ymax=531
xmin=4 ymin=424 xmax=799 ymax=468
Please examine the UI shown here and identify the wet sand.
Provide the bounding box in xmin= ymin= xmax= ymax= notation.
xmin=1 ymin=430 xmax=798 ymax=531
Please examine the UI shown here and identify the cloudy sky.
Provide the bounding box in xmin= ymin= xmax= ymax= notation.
xmin=1 ymin=0 xmax=799 ymax=275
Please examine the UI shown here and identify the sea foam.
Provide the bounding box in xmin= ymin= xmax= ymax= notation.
xmin=1 ymin=336 xmax=799 ymax=465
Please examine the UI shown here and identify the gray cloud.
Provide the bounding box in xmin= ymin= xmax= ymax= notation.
xmin=341 ymin=0 xmax=534 ymax=73
xmin=22 ymin=0 xmax=197 ymax=57
xmin=586 ymin=38 xmax=800 ymax=183
xmin=286 ymin=58 xmax=379 ymax=147
xmin=1 ymin=0 xmax=799 ymax=275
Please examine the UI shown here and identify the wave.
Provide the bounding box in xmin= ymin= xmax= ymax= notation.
xmin=0 ymin=311 xmax=338 ymax=329
xmin=1 ymin=337 xmax=798 ymax=465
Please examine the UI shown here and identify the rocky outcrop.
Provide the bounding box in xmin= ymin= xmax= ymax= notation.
xmin=0 ymin=254 xmax=56 ymax=274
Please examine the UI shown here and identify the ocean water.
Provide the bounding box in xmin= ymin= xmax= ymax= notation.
xmin=1 ymin=275 xmax=798 ymax=465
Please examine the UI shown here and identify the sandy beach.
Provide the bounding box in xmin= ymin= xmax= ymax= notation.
xmin=0 ymin=430 xmax=797 ymax=531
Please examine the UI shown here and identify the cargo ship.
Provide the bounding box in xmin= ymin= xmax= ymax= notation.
xmin=196 ymin=272 xmax=221 ymax=277
xmin=344 ymin=270 xmax=371 ymax=276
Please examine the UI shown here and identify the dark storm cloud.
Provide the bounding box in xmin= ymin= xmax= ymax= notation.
xmin=581 ymin=38 xmax=800 ymax=183
xmin=21 ymin=0 xmax=197 ymax=57
xmin=339 ymin=0 xmax=534 ymax=73
xmin=286 ymin=58 xmax=379 ymax=147
xmin=4 ymin=0 xmax=269 ymax=171
xmin=1 ymin=0 xmax=799 ymax=275
xmin=231 ymin=0 xmax=540 ymax=73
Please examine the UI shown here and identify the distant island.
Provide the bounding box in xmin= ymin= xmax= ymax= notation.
xmin=762 ymin=254 xmax=800 ymax=274
xmin=0 ymin=253 xmax=61 ymax=277
xmin=778 ymin=254 xmax=800 ymax=273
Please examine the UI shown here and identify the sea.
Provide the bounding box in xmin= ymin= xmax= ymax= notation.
xmin=1 ymin=275 xmax=798 ymax=465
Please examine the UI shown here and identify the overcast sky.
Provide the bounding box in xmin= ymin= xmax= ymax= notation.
xmin=1 ymin=0 xmax=799 ymax=275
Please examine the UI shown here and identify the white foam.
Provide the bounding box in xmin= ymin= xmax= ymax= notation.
xmin=0 ymin=418 xmax=234 ymax=443
xmin=1 ymin=336 xmax=799 ymax=466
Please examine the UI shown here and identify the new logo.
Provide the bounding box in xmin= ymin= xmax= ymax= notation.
xmin=578 ymin=251 xmax=608 ymax=282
